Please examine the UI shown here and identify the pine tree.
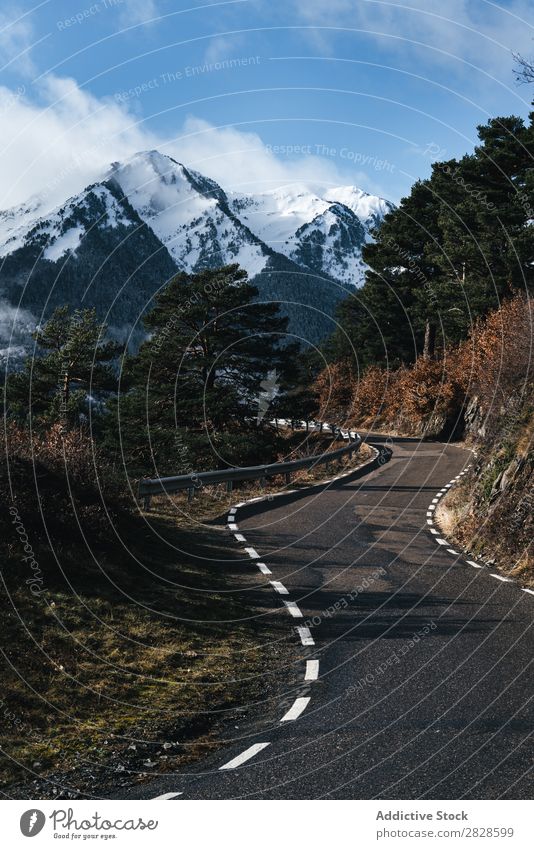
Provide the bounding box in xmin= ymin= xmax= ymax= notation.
xmin=7 ymin=307 xmax=119 ymax=426
xmin=111 ymin=265 xmax=294 ymax=473
xmin=329 ymin=114 xmax=534 ymax=370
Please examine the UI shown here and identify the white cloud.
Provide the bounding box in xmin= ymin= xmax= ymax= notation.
xmin=0 ymin=7 xmax=38 ymax=76
xmin=164 ymin=116 xmax=347 ymax=194
xmin=290 ymin=0 xmax=534 ymax=78
xmin=203 ymin=35 xmax=246 ymax=65
xmin=119 ymin=0 xmax=161 ymax=27
xmin=0 ymin=74 xmax=373 ymax=212
xmin=0 ymin=75 xmax=161 ymax=209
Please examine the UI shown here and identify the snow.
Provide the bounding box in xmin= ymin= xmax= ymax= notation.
xmin=112 ymin=151 xmax=268 ymax=277
xmin=92 ymin=185 xmax=130 ymax=228
xmin=0 ymin=150 xmax=393 ymax=285
xmin=43 ymin=225 xmax=85 ymax=261
xmin=229 ymin=182 xmax=392 ymax=286
xmin=0 ymin=183 xmax=131 ymax=259
xmin=324 ymin=186 xmax=392 ymax=225
xmin=230 ymin=184 xmax=330 ymax=249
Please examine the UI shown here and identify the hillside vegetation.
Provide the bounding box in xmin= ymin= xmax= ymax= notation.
xmin=314 ymin=106 xmax=534 ymax=584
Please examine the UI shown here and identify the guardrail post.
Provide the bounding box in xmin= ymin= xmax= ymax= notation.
xmin=143 ymin=494 xmax=151 ymax=512
xmin=226 ymin=480 xmax=233 ymax=493
xmin=188 ymin=487 xmax=194 ymax=502
xmin=285 ymin=471 xmax=291 ymax=484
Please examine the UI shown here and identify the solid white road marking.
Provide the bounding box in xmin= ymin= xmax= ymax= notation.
xmin=219 ymin=742 xmax=270 ymax=770
xmin=467 ymin=560 xmax=484 ymax=569
xmin=152 ymin=792 xmax=183 ymax=800
xmin=284 ymin=601 xmax=303 ymax=618
xmin=234 ymin=533 xmax=246 ymax=542
xmin=490 ymin=573 xmax=514 ymax=583
xmin=280 ymin=696 xmax=311 ymax=722
xmin=257 ymin=563 xmax=272 ymax=575
xmin=270 ymin=580 xmax=289 ymax=595
xmin=305 ymin=659 xmax=320 ymax=680
xmin=245 ymin=547 xmax=260 ymax=559
xmin=297 ymin=626 xmax=315 ymax=646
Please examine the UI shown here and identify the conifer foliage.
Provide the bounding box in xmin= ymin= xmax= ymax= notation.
xmin=329 ymin=115 xmax=534 ymax=368
xmin=111 ymin=264 xmax=296 ymax=474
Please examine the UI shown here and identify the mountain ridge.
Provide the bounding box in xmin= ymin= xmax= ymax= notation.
xmin=0 ymin=150 xmax=394 ymax=356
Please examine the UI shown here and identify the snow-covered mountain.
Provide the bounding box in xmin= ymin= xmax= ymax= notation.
xmin=0 ymin=150 xmax=394 ymax=353
xmin=229 ymin=184 xmax=393 ymax=286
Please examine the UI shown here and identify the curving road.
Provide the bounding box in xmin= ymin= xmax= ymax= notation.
xmin=123 ymin=435 xmax=534 ymax=800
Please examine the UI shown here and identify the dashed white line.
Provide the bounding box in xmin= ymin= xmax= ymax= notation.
xmin=234 ymin=533 xmax=246 ymax=542
xmin=297 ymin=626 xmax=315 ymax=646
xmin=432 ymin=498 xmax=439 ymax=504
xmin=430 ymin=529 xmax=439 ymax=535
xmin=522 ymin=588 xmax=534 ymax=596
xmin=447 ymin=549 xmax=461 ymax=555
xmin=219 ymin=742 xmax=270 ymax=770
xmin=280 ymin=696 xmax=311 ymax=722
xmin=245 ymin=547 xmax=260 ymax=559
xmin=228 ymin=523 xmax=238 ymax=531
xmin=436 ymin=538 xmax=448 ymax=545
xmin=152 ymin=792 xmax=183 ymax=800
xmin=270 ymin=580 xmax=289 ymax=595
xmin=426 ymin=519 xmax=433 ymax=525
xmin=284 ymin=601 xmax=303 ymax=618
xmin=305 ymin=659 xmax=320 ymax=680
xmin=467 ymin=560 xmax=484 ymax=569
xmin=490 ymin=573 xmax=514 ymax=583
xmin=257 ymin=562 xmax=272 ymax=575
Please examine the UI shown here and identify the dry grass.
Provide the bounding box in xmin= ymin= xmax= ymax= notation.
xmin=1 ymin=512 xmax=294 ymax=797
xmin=147 ymin=440 xmax=374 ymax=521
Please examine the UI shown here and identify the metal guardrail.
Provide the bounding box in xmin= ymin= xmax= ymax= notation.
xmin=139 ymin=424 xmax=361 ymax=510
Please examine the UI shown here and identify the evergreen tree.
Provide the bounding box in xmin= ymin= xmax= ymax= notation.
xmin=111 ymin=265 xmax=294 ymax=473
xmin=7 ymin=307 xmax=119 ymax=426
xmin=329 ymin=114 xmax=534 ymax=369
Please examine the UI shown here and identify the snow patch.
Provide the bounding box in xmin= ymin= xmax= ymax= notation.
xmin=43 ymin=225 xmax=85 ymax=261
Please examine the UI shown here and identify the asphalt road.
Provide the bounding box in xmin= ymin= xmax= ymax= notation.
xmin=122 ymin=434 xmax=534 ymax=800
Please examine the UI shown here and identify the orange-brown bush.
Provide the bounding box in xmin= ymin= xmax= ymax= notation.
xmin=314 ymin=359 xmax=355 ymax=425
xmin=319 ymin=294 xmax=533 ymax=439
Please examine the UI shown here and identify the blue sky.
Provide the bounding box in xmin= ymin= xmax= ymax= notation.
xmin=0 ymin=0 xmax=533 ymax=206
